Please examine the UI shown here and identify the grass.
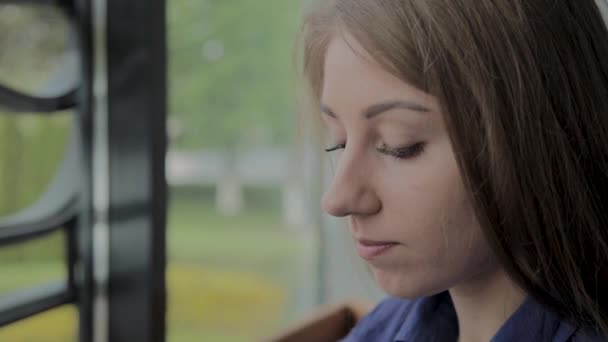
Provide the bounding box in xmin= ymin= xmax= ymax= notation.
xmin=0 ymin=230 xmax=66 ymax=294
xmin=168 ymin=196 xmax=306 ymax=269
xmin=0 ymin=186 xmax=317 ymax=341
xmin=167 ymin=264 xmax=286 ymax=340
xmin=0 ymin=306 xmax=77 ymax=342
xmin=0 ymin=263 xmax=65 ymax=294
xmin=166 ymin=187 xmax=316 ymax=341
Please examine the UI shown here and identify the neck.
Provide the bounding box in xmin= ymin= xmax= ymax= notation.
xmin=450 ymin=266 xmax=526 ymax=342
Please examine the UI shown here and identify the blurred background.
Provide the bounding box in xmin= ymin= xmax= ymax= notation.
xmin=13 ymin=0 xmax=608 ymax=340
xmin=0 ymin=1 xmax=383 ymax=341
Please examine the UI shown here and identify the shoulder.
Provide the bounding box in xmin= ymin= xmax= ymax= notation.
xmin=540 ymin=314 xmax=608 ymax=342
xmin=570 ymin=326 xmax=608 ymax=342
xmin=550 ymin=313 xmax=608 ymax=342
xmin=341 ymin=297 xmax=415 ymax=342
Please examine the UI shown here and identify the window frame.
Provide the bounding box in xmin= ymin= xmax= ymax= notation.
xmin=0 ymin=0 xmax=167 ymax=341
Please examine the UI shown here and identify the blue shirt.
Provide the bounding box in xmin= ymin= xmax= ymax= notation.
xmin=341 ymin=291 xmax=607 ymax=341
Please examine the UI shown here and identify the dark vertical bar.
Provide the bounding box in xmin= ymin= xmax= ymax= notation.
xmin=65 ymin=220 xmax=77 ymax=296
xmin=106 ymin=0 xmax=167 ymax=341
xmin=73 ymin=0 xmax=95 ymax=339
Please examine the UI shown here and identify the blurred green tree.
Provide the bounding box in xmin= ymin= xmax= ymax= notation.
xmin=168 ymin=0 xmax=302 ymax=150
xmin=0 ymin=4 xmax=71 ymax=217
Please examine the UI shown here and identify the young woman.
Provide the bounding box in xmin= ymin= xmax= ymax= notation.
xmin=299 ymin=0 xmax=608 ymax=341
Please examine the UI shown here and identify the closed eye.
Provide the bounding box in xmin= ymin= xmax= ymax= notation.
xmin=376 ymin=142 xmax=426 ymax=160
xmin=324 ymin=143 xmax=346 ymax=152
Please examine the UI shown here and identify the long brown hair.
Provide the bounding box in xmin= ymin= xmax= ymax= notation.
xmin=299 ymin=0 xmax=608 ymax=334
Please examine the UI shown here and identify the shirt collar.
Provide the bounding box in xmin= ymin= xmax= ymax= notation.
xmin=491 ymin=295 xmax=577 ymax=342
xmin=394 ymin=291 xmax=458 ymax=342
xmin=393 ymin=291 xmax=578 ymax=342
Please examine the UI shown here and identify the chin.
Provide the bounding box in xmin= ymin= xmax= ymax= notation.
xmin=371 ymin=266 xmax=446 ymax=299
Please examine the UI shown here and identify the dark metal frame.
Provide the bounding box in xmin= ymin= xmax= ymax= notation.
xmin=0 ymin=87 xmax=77 ymax=112
xmin=0 ymin=0 xmax=167 ymax=341
xmin=104 ymin=0 xmax=167 ymax=340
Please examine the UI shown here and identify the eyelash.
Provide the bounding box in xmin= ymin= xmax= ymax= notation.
xmin=324 ymin=143 xmax=346 ymax=153
xmin=324 ymin=142 xmax=426 ymax=160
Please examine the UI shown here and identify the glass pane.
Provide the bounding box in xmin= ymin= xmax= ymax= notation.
xmin=599 ymin=0 xmax=608 ymax=23
xmin=167 ymin=186 xmax=317 ymax=341
xmin=0 ymin=229 xmax=67 ymax=297
xmin=0 ymin=3 xmax=79 ymax=96
xmin=0 ymin=112 xmax=72 ymax=218
xmin=0 ymin=304 xmax=77 ymax=342
xmin=167 ymin=1 xmax=318 ymax=341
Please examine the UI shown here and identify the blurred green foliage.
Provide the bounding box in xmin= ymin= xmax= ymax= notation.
xmin=0 ymin=115 xmax=71 ymax=217
xmin=0 ymin=230 xmax=65 ymax=296
xmin=0 ymin=0 xmax=309 ymax=341
xmin=0 ymin=4 xmax=69 ymax=93
xmin=168 ymin=0 xmax=302 ymax=149
xmin=0 ymin=4 xmax=72 ymax=217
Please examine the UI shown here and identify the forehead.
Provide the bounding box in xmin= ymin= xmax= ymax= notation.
xmin=321 ymin=33 xmax=437 ymax=112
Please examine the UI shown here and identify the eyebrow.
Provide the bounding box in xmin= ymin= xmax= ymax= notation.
xmin=321 ymin=100 xmax=431 ymax=119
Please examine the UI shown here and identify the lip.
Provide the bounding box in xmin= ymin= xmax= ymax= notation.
xmin=355 ymin=239 xmax=399 ymax=261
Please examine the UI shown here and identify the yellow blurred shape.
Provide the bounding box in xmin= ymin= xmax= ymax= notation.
xmin=168 ymin=264 xmax=287 ymax=333
xmin=0 ymin=305 xmax=77 ymax=342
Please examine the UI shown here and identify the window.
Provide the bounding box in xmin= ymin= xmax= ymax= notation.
xmin=0 ymin=1 xmax=166 ymax=341
xmin=0 ymin=1 xmax=80 ymax=339
xmin=1 ymin=0 xmax=382 ymax=341
xmin=165 ymin=1 xmax=382 ymax=341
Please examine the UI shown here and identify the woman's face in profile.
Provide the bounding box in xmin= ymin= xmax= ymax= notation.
xmin=320 ymin=33 xmax=497 ymax=298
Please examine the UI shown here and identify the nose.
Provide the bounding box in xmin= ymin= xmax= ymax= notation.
xmin=321 ymin=152 xmax=381 ymax=217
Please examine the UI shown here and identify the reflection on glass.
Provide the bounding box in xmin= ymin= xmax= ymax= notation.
xmin=0 ymin=112 xmax=72 ymax=218
xmin=599 ymin=1 xmax=608 ymax=23
xmin=167 ymin=0 xmax=316 ymax=341
xmin=0 ymin=304 xmax=77 ymax=342
xmin=0 ymin=3 xmax=79 ymax=96
xmin=0 ymin=230 xmax=67 ymax=297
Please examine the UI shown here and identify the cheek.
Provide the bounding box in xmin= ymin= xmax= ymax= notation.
xmin=371 ymin=144 xmax=495 ymax=295
xmin=384 ymin=177 xmax=479 ymax=266
xmin=379 ymin=143 xmax=467 ymax=250
xmin=374 ymin=186 xmax=492 ymax=297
